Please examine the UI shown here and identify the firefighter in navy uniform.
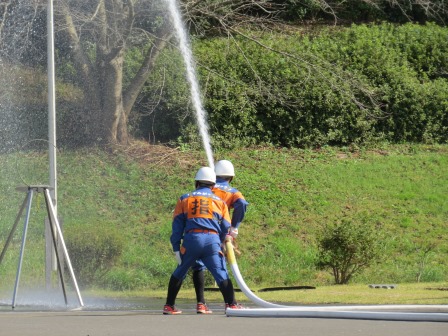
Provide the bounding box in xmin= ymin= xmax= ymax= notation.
xmin=191 ymin=160 xmax=249 ymax=314
xmin=163 ymin=167 xmax=242 ymax=315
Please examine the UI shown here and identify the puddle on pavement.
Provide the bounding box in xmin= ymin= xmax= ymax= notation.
xmin=0 ymin=290 xmax=232 ymax=313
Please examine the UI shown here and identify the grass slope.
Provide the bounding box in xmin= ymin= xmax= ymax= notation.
xmin=0 ymin=143 xmax=447 ymax=294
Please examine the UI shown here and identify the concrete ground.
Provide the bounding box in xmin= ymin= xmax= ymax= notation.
xmin=1 ymin=292 xmax=447 ymax=336
xmin=1 ymin=308 xmax=447 ymax=336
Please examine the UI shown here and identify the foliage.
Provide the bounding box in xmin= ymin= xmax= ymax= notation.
xmin=2 ymin=1 xmax=448 ymax=148
xmin=3 ymin=5 xmax=448 ymax=149
xmin=125 ymin=45 xmax=192 ymax=144
xmin=64 ymin=222 xmax=125 ymax=287
xmin=184 ymin=22 xmax=447 ymax=149
xmin=327 ymin=22 xmax=448 ymax=144
xmin=317 ymin=213 xmax=386 ymax=284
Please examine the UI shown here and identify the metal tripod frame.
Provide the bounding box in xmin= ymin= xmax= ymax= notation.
xmin=0 ymin=185 xmax=84 ymax=309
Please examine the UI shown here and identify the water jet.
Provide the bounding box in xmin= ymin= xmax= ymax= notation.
xmin=165 ymin=0 xmax=214 ymax=168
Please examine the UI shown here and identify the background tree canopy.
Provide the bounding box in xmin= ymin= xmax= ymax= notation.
xmin=0 ymin=0 xmax=447 ymax=149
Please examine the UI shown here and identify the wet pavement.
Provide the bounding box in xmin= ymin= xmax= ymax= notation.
xmin=1 ymin=293 xmax=447 ymax=336
xmin=0 ymin=295 xmax=166 ymax=312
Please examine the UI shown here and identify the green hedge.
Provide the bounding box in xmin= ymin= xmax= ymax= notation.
xmin=199 ymin=22 xmax=447 ymax=148
xmin=323 ymin=23 xmax=448 ymax=144
xmin=133 ymin=22 xmax=447 ymax=148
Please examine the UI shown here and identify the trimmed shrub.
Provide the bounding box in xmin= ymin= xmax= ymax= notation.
xmin=317 ymin=213 xmax=386 ymax=284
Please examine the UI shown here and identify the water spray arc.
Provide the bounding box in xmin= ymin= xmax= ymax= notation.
xmin=224 ymin=241 xmax=448 ymax=321
xmin=165 ymin=0 xmax=214 ymax=168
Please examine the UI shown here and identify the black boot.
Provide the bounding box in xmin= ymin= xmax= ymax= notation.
xmin=218 ymin=278 xmax=236 ymax=305
xmin=193 ymin=270 xmax=206 ymax=304
xmin=165 ymin=275 xmax=183 ymax=306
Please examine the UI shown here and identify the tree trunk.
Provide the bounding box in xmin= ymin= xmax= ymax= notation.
xmin=102 ymin=51 xmax=128 ymax=144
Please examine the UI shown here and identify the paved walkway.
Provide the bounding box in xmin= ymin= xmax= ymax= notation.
xmin=1 ymin=309 xmax=447 ymax=336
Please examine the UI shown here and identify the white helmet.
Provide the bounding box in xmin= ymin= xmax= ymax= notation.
xmin=195 ymin=167 xmax=216 ymax=184
xmin=214 ymin=160 xmax=235 ymax=177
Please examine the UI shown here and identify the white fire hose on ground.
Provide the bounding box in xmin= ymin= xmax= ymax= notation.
xmin=224 ymin=240 xmax=448 ymax=321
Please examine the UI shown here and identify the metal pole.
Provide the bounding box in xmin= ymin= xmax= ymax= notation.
xmin=44 ymin=188 xmax=84 ymax=307
xmin=47 ymin=0 xmax=57 ymax=210
xmin=43 ymin=195 xmax=68 ymax=306
xmin=47 ymin=0 xmax=58 ymax=274
xmin=0 ymin=194 xmax=28 ymax=264
xmin=12 ymin=189 xmax=34 ymax=309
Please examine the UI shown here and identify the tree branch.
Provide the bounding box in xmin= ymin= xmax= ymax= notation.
xmin=123 ymin=22 xmax=173 ymax=117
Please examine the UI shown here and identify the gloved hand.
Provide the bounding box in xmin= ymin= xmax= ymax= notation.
xmin=222 ymin=235 xmax=241 ymax=256
xmin=229 ymin=227 xmax=238 ymax=239
xmin=174 ymin=251 xmax=182 ymax=265
xmin=220 ymin=243 xmax=227 ymax=256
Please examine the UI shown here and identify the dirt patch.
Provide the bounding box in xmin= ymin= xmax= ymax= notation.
xmin=115 ymin=140 xmax=202 ymax=169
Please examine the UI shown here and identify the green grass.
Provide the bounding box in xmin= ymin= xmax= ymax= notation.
xmin=0 ymin=142 xmax=447 ymax=294
xmin=83 ymin=282 xmax=448 ymax=305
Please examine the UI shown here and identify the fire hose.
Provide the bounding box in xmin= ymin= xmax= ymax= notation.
xmin=224 ymin=239 xmax=448 ymax=321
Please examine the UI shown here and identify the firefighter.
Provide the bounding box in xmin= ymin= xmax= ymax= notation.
xmin=192 ymin=160 xmax=249 ymax=314
xmin=163 ymin=167 xmax=242 ymax=315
